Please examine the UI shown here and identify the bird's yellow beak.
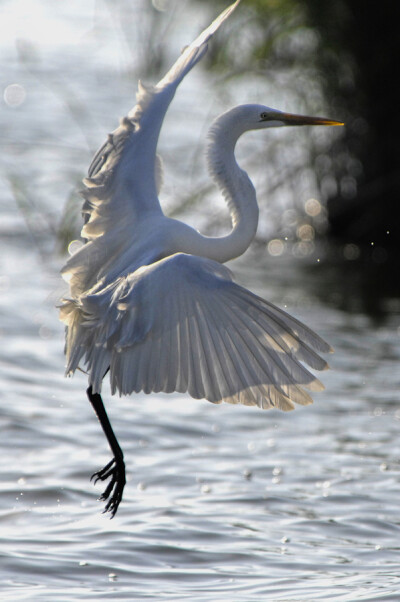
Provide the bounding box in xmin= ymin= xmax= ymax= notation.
xmin=278 ymin=112 xmax=344 ymax=126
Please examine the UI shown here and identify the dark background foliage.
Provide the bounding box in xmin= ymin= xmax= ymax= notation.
xmin=197 ymin=0 xmax=399 ymax=315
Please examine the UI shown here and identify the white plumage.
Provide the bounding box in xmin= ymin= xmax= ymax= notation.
xmin=62 ymin=252 xmax=330 ymax=410
xmin=60 ymin=0 xmax=341 ymax=516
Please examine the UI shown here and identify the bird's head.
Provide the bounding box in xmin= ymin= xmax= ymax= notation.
xmin=242 ymin=104 xmax=344 ymax=131
xmin=212 ymin=104 xmax=343 ymax=141
xmin=208 ymin=104 xmax=344 ymax=151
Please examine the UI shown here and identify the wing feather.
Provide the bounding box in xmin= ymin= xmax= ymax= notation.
xmin=184 ymin=294 xmax=204 ymax=399
xmin=220 ymin=305 xmax=295 ymax=410
xmin=224 ymin=292 xmax=327 ymax=388
xmin=176 ymin=289 xmax=190 ymax=394
xmin=234 ymin=289 xmax=332 ymax=354
xmin=62 ymin=253 xmax=331 ymax=411
xmin=196 ymin=290 xmax=298 ymax=409
xmin=229 ymin=290 xmax=331 ymax=371
xmin=163 ymin=292 xmax=180 ymax=393
xmin=79 ymin=1 xmax=241 ymax=234
xmin=201 ymin=292 xmax=253 ymax=403
xmin=194 ymin=299 xmax=227 ymax=401
xmin=61 ymin=1 xmax=241 ymax=298
xmin=221 ymin=301 xmax=313 ymax=406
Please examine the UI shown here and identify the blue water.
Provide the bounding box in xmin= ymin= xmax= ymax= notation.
xmin=2 ymin=1 xmax=400 ymax=600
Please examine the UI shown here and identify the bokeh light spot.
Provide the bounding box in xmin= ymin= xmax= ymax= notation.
xmin=297 ymin=224 xmax=314 ymax=241
xmin=267 ymin=238 xmax=285 ymax=256
xmin=68 ymin=240 xmax=83 ymax=255
xmin=4 ymin=84 xmax=26 ymax=107
xmin=304 ymin=198 xmax=321 ymax=217
xmin=343 ymin=243 xmax=360 ymax=260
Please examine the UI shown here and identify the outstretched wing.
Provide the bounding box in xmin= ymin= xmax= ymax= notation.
xmin=61 ymin=253 xmax=332 ymax=411
xmin=62 ymin=1 xmax=240 ymax=298
xmin=80 ymin=0 xmax=241 ymax=242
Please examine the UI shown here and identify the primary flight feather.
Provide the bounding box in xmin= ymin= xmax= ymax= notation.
xmin=60 ymin=0 xmax=341 ymax=516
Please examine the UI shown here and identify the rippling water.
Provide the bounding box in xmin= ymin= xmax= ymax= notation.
xmin=2 ymin=243 xmax=400 ymax=601
xmin=2 ymin=1 xmax=400 ymax=600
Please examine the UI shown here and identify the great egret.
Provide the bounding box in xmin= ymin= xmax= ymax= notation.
xmin=60 ymin=0 xmax=342 ymax=517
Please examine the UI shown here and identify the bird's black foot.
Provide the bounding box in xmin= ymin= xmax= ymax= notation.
xmin=91 ymin=456 xmax=126 ymax=518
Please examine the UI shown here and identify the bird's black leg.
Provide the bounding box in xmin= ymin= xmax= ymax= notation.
xmin=86 ymin=386 xmax=126 ymax=517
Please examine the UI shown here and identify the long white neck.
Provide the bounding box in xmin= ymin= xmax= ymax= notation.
xmin=184 ymin=109 xmax=259 ymax=264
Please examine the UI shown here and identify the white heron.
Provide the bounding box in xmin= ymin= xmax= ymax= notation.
xmin=60 ymin=0 xmax=342 ymax=516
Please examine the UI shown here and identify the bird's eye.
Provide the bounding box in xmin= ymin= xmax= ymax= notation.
xmin=260 ymin=112 xmax=269 ymax=121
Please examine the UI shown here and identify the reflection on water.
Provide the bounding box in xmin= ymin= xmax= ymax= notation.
xmin=1 ymin=1 xmax=400 ymax=600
